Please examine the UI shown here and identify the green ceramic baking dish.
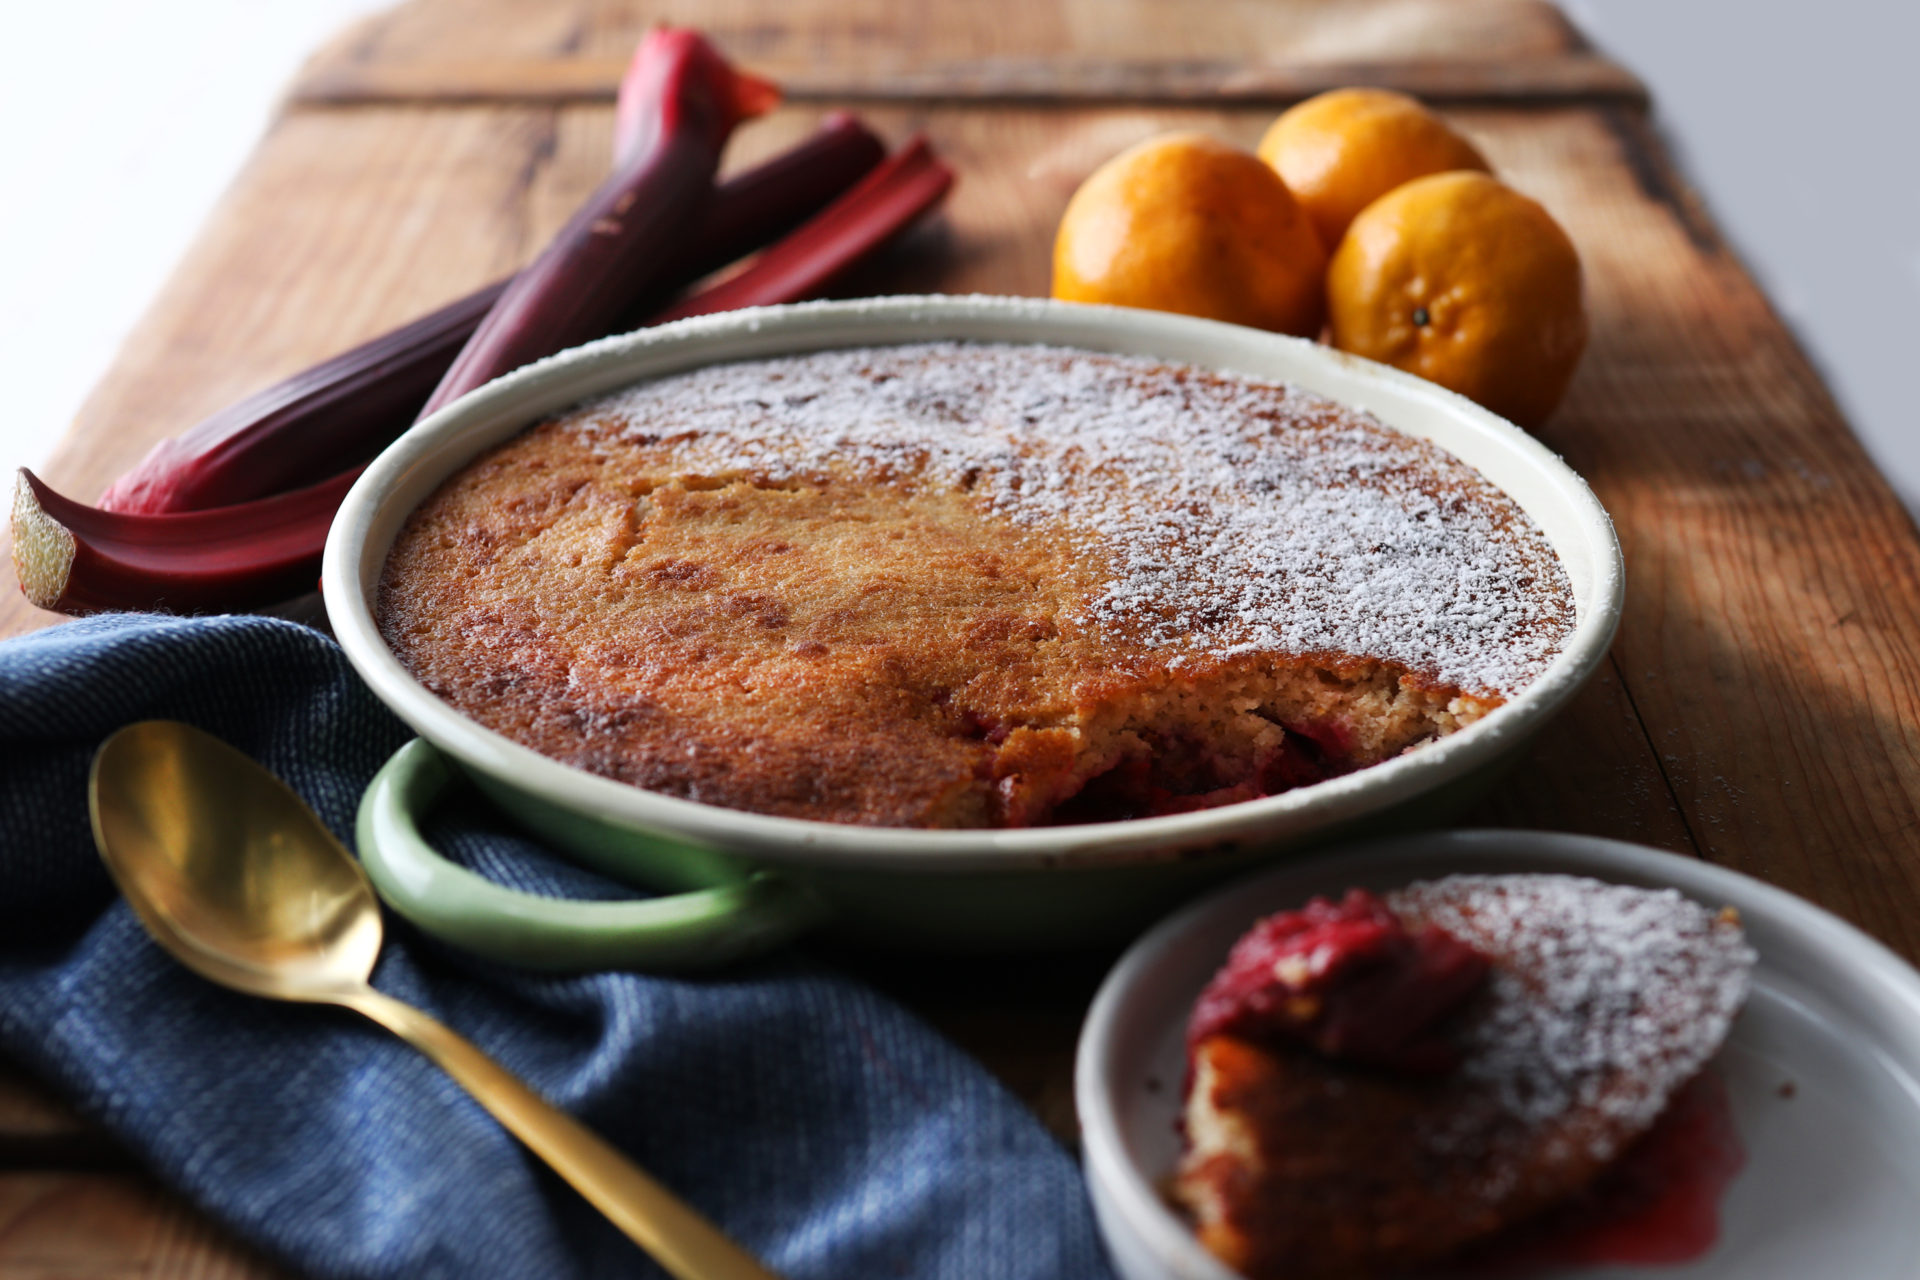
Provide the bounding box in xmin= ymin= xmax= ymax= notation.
xmin=321 ymin=295 xmax=1623 ymax=970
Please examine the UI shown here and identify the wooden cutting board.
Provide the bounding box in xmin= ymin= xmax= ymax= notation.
xmin=6 ymin=1 xmax=1918 ymax=1274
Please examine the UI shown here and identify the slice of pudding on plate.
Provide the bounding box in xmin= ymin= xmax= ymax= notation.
xmin=1174 ymin=874 xmax=1754 ymax=1278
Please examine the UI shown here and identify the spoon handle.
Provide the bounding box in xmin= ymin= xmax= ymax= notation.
xmin=343 ymin=986 xmax=782 ymax=1280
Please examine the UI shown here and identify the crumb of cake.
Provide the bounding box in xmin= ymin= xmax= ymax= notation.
xmin=1172 ymin=874 xmax=1753 ymax=1279
xmin=377 ymin=342 xmax=1574 ymax=827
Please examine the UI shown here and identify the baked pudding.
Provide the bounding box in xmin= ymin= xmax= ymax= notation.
xmin=377 ymin=342 xmax=1574 ymax=827
xmin=1174 ymin=874 xmax=1754 ymax=1277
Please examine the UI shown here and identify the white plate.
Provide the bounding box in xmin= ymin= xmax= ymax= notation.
xmin=1075 ymin=829 xmax=1920 ymax=1279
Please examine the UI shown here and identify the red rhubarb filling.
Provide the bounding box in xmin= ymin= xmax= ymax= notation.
xmin=1046 ymin=727 xmax=1349 ymax=826
xmin=1186 ymin=888 xmax=1490 ymax=1072
xmin=1454 ymin=1071 xmax=1747 ymax=1272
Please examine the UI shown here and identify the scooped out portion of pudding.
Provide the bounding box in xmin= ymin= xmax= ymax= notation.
xmin=1174 ymin=874 xmax=1755 ymax=1279
xmin=377 ymin=342 xmax=1574 ymax=827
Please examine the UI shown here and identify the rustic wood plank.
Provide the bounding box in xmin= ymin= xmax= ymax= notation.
xmin=1468 ymin=105 xmax=1920 ymax=958
xmin=291 ymin=53 xmax=1645 ymax=109
xmin=1463 ymin=655 xmax=1697 ymax=850
xmin=299 ymin=0 xmax=1593 ymax=99
xmin=0 ymin=1069 xmax=105 ymax=1173
xmin=0 ymin=1070 xmax=78 ymax=1147
xmin=7 ymin=3 xmax=1920 ymax=1270
xmin=0 ymin=1173 xmax=285 ymax=1279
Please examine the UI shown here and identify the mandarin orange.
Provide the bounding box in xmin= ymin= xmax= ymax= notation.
xmin=1327 ymin=171 xmax=1586 ymax=429
xmin=1257 ymin=88 xmax=1491 ymax=251
xmin=1052 ymin=132 xmax=1327 ymax=337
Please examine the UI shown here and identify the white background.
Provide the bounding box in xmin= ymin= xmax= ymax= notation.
xmin=2 ymin=2 xmax=1916 ymax=505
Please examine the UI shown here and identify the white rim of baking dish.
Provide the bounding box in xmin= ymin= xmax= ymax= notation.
xmin=322 ymin=295 xmax=1624 ymax=872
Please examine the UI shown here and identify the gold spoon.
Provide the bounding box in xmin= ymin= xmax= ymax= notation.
xmin=88 ymin=719 xmax=781 ymax=1280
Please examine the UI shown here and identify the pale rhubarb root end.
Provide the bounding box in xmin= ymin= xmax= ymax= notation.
xmin=10 ymin=470 xmax=76 ymax=611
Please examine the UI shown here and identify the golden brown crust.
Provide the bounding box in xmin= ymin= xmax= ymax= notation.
xmin=377 ymin=344 xmax=1566 ymax=827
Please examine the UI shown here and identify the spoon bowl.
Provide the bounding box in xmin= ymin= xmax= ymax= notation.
xmin=88 ymin=719 xmax=779 ymax=1280
xmin=91 ymin=720 xmax=382 ymax=998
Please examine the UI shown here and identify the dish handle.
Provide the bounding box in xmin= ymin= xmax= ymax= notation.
xmin=355 ymin=739 xmax=828 ymax=971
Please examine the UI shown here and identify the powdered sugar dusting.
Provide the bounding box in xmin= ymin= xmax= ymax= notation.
xmin=1390 ymin=874 xmax=1754 ymax=1160
xmin=570 ymin=342 xmax=1573 ymax=696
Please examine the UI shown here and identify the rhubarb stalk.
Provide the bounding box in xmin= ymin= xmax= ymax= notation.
xmin=651 ymin=137 xmax=954 ymax=325
xmin=13 ymin=469 xmax=360 ymax=615
xmin=626 ymin=111 xmax=884 ymax=321
xmin=97 ymin=114 xmax=884 ymax=517
xmin=11 ymin=39 xmax=958 ymax=619
xmin=98 ymin=283 xmax=506 ymax=515
xmin=421 ymin=28 xmax=778 ymax=416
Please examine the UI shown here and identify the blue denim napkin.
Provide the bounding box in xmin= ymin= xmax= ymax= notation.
xmin=0 ymin=613 xmax=1115 ymax=1279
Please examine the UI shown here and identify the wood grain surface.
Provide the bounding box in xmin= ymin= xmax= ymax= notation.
xmin=292 ymin=53 xmax=1646 ymax=109
xmin=295 ymin=0 xmax=1603 ymax=98
xmin=5 ymin=0 xmax=1918 ymax=1274
xmin=0 ymin=1173 xmax=287 ymax=1279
